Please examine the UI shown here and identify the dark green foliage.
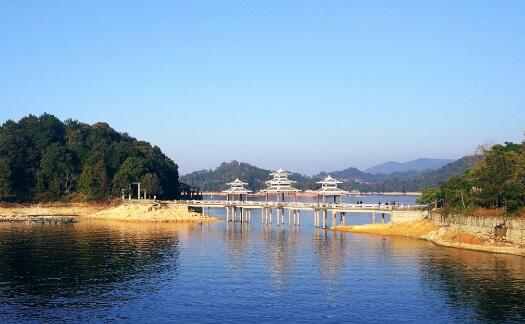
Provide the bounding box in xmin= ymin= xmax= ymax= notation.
xmin=429 ymin=141 xmax=525 ymax=214
xmin=36 ymin=144 xmax=77 ymax=200
xmin=78 ymin=153 xmax=109 ymax=201
xmin=0 ymin=114 xmax=180 ymax=202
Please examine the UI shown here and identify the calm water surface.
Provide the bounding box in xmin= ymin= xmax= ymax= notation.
xmin=1 ymin=195 xmax=525 ymax=323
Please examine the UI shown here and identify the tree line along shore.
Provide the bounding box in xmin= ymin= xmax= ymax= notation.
xmin=0 ymin=114 xmax=524 ymax=256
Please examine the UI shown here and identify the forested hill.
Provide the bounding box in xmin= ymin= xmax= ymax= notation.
xmin=0 ymin=114 xmax=180 ymax=202
xmin=181 ymin=158 xmax=469 ymax=193
xmin=179 ymin=161 xmax=318 ymax=192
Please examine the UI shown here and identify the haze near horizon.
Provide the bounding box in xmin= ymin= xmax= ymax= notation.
xmin=1 ymin=1 xmax=524 ymax=174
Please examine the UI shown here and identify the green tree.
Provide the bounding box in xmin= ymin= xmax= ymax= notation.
xmin=112 ymin=157 xmax=148 ymax=195
xmin=36 ymin=144 xmax=77 ymax=200
xmin=0 ymin=157 xmax=13 ymax=200
xmin=78 ymin=154 xmax=108 ymax=200
xmin=416 ymin=188 xmax=442 ymax=208
xmin=141 ymin=173 xmax=163 ymax=198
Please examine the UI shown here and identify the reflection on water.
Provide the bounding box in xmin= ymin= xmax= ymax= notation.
xmin=420 ymin=248 xmax=525 ymax=322
xmin=0 ymin=219 xmax=524 ymax=322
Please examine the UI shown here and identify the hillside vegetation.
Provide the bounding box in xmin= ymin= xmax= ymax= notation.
xmin=0 ymin=114 xmax=180 ymax=202
xmin=418 ymin=141 xmax=525 ymax=214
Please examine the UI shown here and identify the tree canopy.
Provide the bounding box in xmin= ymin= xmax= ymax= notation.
xmin=417 ymin=141 xmax=525 ymax=214
xmin=0 ymin=114 xmax=180 ymax=202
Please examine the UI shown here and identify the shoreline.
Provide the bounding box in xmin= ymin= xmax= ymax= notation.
xmin=332 ymin=220 xmax=525 ymax=257
xmin=0 ymin=202 xmax=219 ymax=224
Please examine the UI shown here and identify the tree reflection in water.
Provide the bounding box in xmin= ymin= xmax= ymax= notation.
xmin=419 ymin=247 xmax=525 ymax=322
xmin=0 ymin=221 xmax=185 ymax=310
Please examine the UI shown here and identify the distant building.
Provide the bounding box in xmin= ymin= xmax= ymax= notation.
xmin=315 ymin=175 xmax=348 ymax=204
xmin=261 ymin=168 xmax=300 ymax=202
xmin=223 ymin=178 xmax=252 ymax=201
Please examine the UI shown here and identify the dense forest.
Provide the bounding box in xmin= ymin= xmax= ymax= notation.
xmin=418 ymin=141 xmax=525 ymax=213
xmin=0 ymin=114 xmax=180 ymax=202
xmin=181 ymin=158 xmax=469 ymax=193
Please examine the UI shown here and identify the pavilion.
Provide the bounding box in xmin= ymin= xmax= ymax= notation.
xmin=223 ymin=178 xmax=252 ymax=202
xmin=260 ymin=168 xmax=300 ymax=202
xmin=315 ymin=175 xmax=348 ymax=204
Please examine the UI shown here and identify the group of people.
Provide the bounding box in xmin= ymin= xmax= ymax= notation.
xmin=355 ymin=200 xmax=397 ymax=206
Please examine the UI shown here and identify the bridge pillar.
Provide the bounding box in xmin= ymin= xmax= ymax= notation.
xmin=226 ymin=207 xmax=229 ymax=222
xmin=322 ymin=210 xmax=327 ymax=229
xmin=372 ymin=213 xmax=375 ymax=224
xmin=288 ymin=209 xmax=291 ymax=226
xmin=281 ymin=209 xmax=285 ymax=225
xmin=382 ymin=213 xmax=385 ymax=224
xmin=331 ymin=211 xmax=336 ymax=227
xmin=298 ymin=210 xmax=301 ymax=226
xmin=269 ymin=209 xmax=272 ymax=225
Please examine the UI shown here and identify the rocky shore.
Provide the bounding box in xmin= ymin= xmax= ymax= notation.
xmin=332 ymin=218 xmax=525 ymax=257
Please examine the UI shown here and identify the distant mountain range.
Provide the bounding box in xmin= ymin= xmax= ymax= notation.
xmin=180 ymin=157 xmax=469 ymax=193
xmin=365 ymin=158 xmax=455 ymax=174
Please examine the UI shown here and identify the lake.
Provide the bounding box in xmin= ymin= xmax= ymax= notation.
xmin=1 ymin=195 xmax=524 ymax=322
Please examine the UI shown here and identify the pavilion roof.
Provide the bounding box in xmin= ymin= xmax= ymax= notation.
xmin=269 ymin=168 xmax=291 ymax=176
xmin=316 ymin=175 xmax=343 ymax=185
xmin=226 ymin=178 xmax=249 ymax=186
xmin=315 ymin=187 xmax=348 ymax=195
xmin=223 ymin=187 xmax=252 ymax=194
xmin=261 ymin=185 xmax=300 ymax=193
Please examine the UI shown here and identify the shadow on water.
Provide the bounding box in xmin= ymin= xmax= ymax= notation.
xmin=0 ymin=221 xmax=191 ymax=319
xmin=419 ymin=245 xmax=525 ymax=322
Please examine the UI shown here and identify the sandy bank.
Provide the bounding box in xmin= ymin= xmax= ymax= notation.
xmin=90 ymin=203 xmax=220 ymax=223
xmin=0 ymin=202 xmax=219 ymax=224
xmin=332 ymin=220 xmax=525 ymax=257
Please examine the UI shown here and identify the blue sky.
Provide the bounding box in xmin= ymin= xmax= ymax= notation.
xmin=1 ymin=1 xmax=524 ymax=175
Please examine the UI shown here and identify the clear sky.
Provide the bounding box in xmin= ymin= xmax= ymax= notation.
xmin=1 ymin=1 xmax=524 ymax=175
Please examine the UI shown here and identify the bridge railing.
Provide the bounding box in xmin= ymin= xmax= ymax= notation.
xmin=180 ymin=200 xmax=427 ymax=210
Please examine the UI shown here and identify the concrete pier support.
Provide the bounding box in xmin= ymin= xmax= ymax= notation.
xmin=322 ymin=210 xmax=327 ymax=229
xmin=297 ymin=210 xmax=301 ymax=226
xmin=372 ymin=213 xmax=376 ymax=224
xmin=269 ymin=209 xmax=273 ymax=224
xmin=281 ymin=209 xmax=285 ymax=225
xmin=226 ymin=207 xmax=229 ymax=222
xmin=331 ymin=211 xmax=336 ymax=227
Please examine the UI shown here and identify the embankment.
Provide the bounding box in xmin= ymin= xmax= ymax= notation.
xmin=91 ymin=202 xmax=219 ymax=223
xmin=0 ymin=202 xmax=219 ymax=224
xmin=333 ymin=212 xmax=525 ymax=256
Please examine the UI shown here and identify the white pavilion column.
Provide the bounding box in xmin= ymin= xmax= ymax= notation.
xmin=269 ymin=209 xmax=272 ymax=224
xmin=322 ymin=210 xmax=327 ymax=229
xmin=293 ymin=210 xmax=296 ymax=225
xmin=297 ymin=210 xmax=301 ymax=226
xmin=281 ymin=209 xmax=285 ymax=225
xmin=226 ymin=207 xmax=229 ymax=222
